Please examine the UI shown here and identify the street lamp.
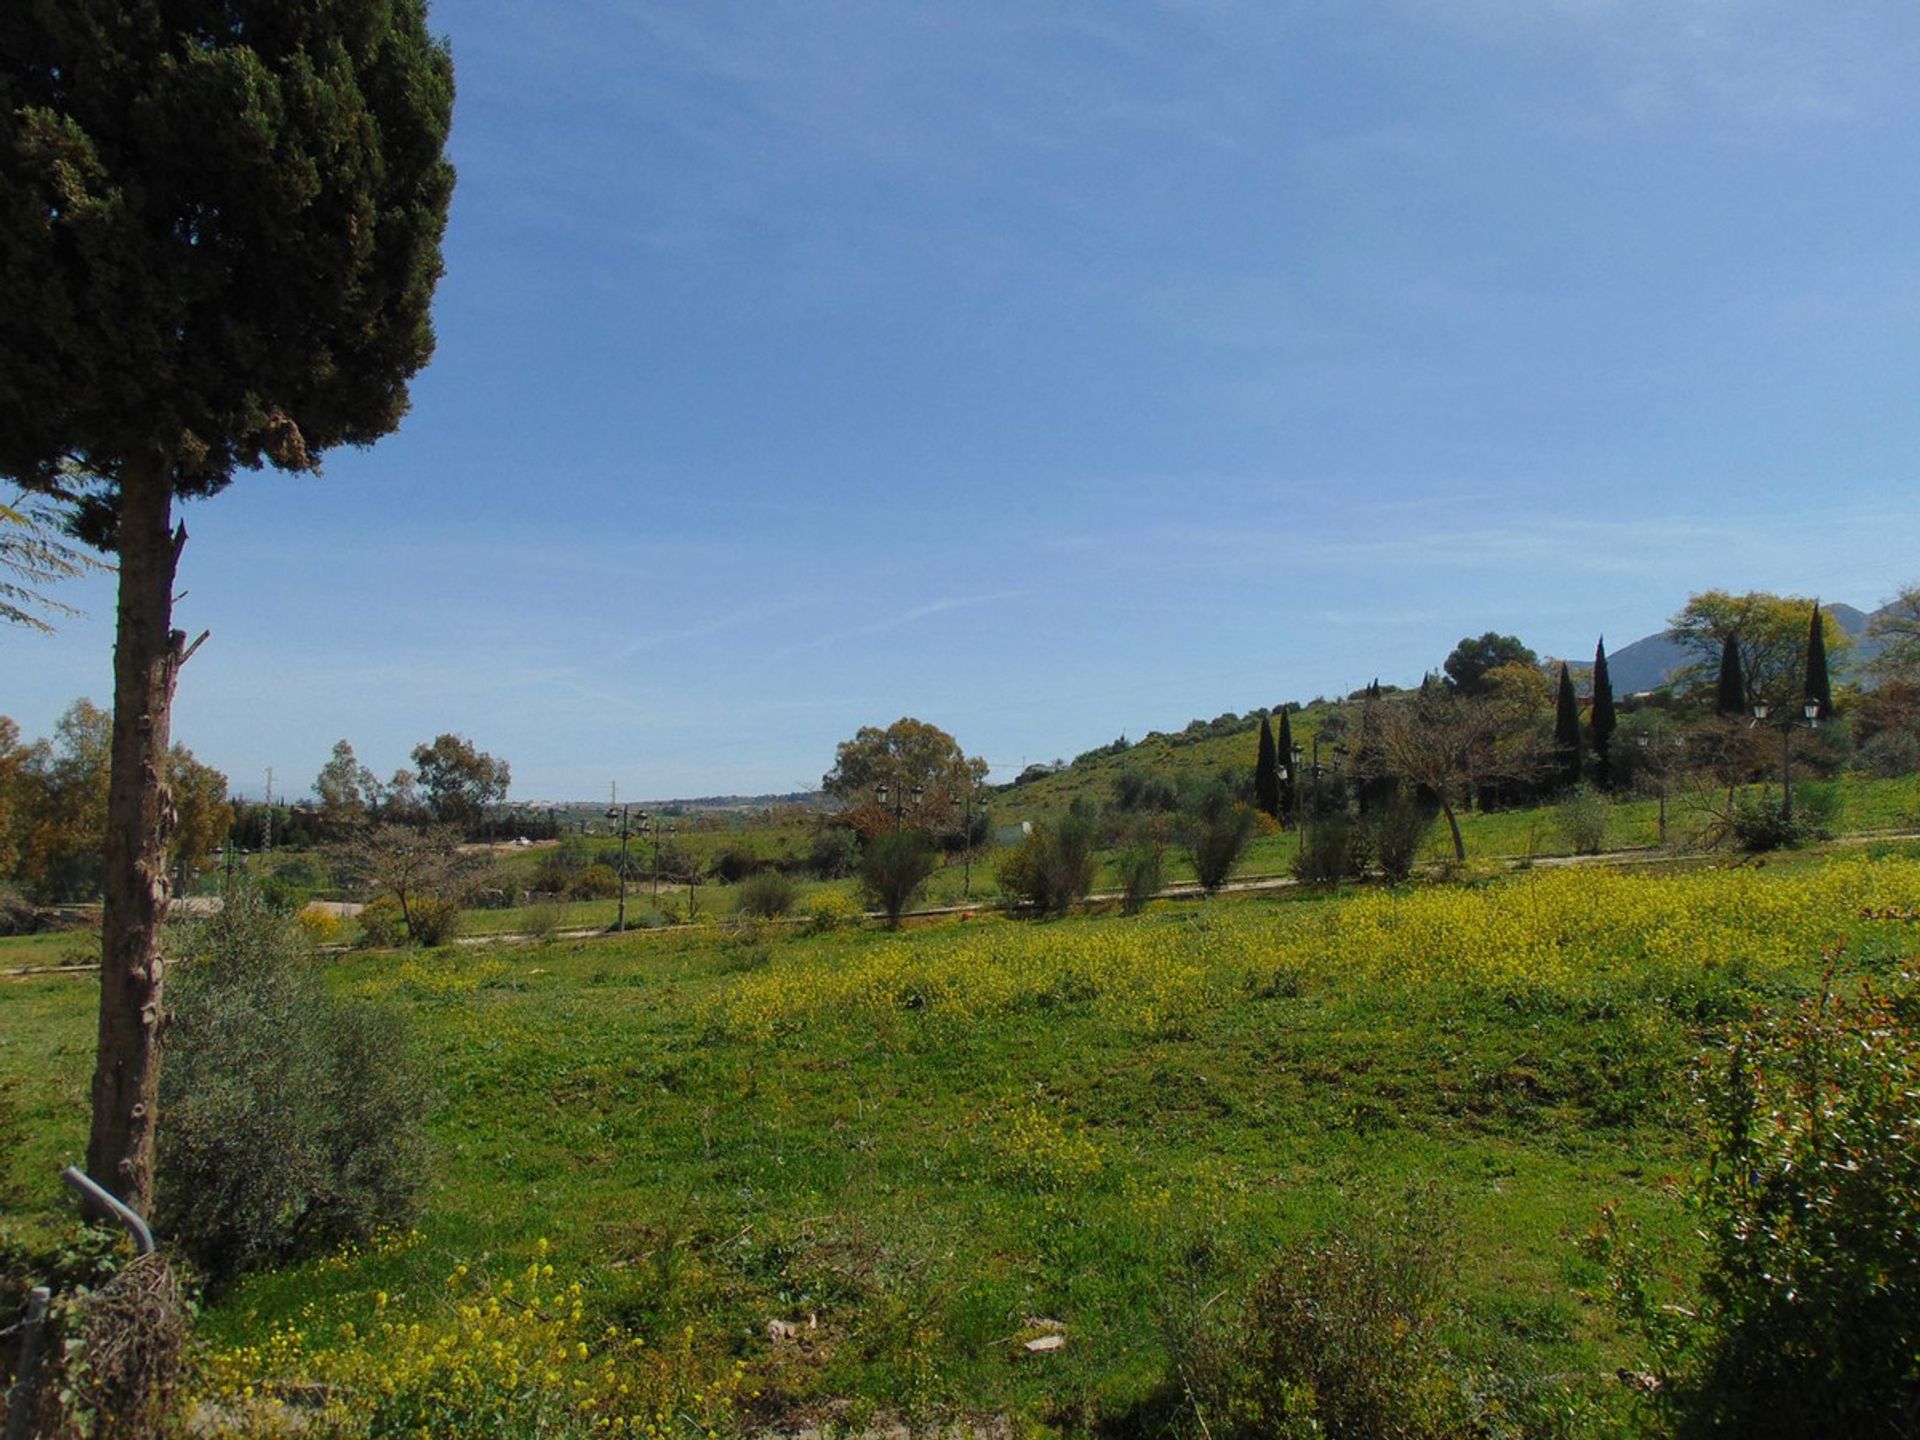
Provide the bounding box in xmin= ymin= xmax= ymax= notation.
xmin=1289 ymin=743 xmax=1305 ymax=827
xmin=874 ymin=781 xmax=924 ymax=832
xmin=1750 ymin=699 xmax=1821 ymax=825
xmin=605 ymin=803 xmax=648 ymax=932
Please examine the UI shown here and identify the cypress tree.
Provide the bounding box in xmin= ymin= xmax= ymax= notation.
xmin=1805 ymin=602 xmax=1833 ymax=719
xmin=1254 ymin=713 xmax=1280 ymax=819
xmin=1716 ymin=635 xmax=1747 ymax=717
xmin=1590 ymin=637 xmax=1617 ymax=789
xmin=1276 ymin=707 xmax=1297 ymax=824
xmin=1555 ymin=663 xmax=1583 ymax=789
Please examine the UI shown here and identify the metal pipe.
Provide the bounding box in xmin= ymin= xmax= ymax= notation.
xmin=60 ymin=1165 xmax=156 ymax=1256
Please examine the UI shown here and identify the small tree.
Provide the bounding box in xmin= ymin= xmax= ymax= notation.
xmin=1716 ymin=634 xmax=1747 ymax=717
xmin=1590 ymin=637 xmax=1617 ymax=789
xmin=860 ymin=830 xmax=936 ymax=928
xmin=1805 ymin=601 xmax=1833 ymax=719
xmin=1554 ymin=663 xmax=1583 ymax=790
xmin=315 ymin=739 xmax=382 ymax=833
xmin=333 ymin=823 xmax=476 ymax=945
xmin=1254 ymin=714 xmax=1280 ymax=819
xmin=1184 ymin=786 xmax=1256 ymax=894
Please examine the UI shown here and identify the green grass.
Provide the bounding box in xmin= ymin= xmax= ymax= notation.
xmin=9 ymin=852 xmax=1913 ymax=1433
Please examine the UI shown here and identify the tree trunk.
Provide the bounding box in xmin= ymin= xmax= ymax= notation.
xmin=87 ymin=459 xmax=184 ymax=1215
xmin=1441 ymin=801 xmax=1466 ymax=862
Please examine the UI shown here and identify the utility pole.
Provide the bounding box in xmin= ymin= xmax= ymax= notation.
xmin=263 ymin=766 xmax=274 ymax=854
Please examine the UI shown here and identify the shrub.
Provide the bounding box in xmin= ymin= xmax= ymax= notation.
xmin=353 ymin=894 xmax=407 ymax=948
xmin=1292 ymin=813 xmax=1371 ymax=884
xmin=804 ymin=888 xmax=863 ymax=933
xmin=1166 ymin=1189 xmax=1486 ymax=1440
xmin=1368 ymin=782 xmax=1437 ymax=882
xmin=1729 ymin=786 xmax=1835 ymax=852
xmin=407 ymin=893 xmax=465 ymax=947
xmin=1557 ymin=783 xmax=1610 ymax=855
xmin=296 ymin=905 xmax=343 ymax=945
xmin=996 ymin=805 xmax=1099 ymax=917
xmin=157 ymin=886 xmax=428 ymax=1282
xmin=569 ymin=862 xmax=620 ymax=899
xmin=1116 ymin=837 xmax=1166 ymax=915
xmin=860 ymin=831 xmax=936 ymax=928
xmin=1184 ymin=787 xmax=1257 ymax=894
xmin=711 ymin=844 xmax=763 ymax=884
xmin=735 ymin=868 xmax=798 ymax=919
xmin=808 ymin=824 xmax=860 ymax=879
xmin=1857 ymin=729 xmax=1920 ymax=779
xmin=1589 ymin=969 xmax=1920 ymax=1438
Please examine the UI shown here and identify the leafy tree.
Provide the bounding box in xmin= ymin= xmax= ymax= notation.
xmin=314 ymin=739 xmax=382 ymax=832
xmin=1554 ymin=663 xmax=1583 ymax=789
xmin=9 ymin=699 xmax=111 ymax=902
xmin=1 ymin=2 xmax=455 ymax=1209
xmin=1 ymin=492 xmax=97 ymax=631
xmin=411 ymin=733 xmax=510 ymax=830
xmin=823 ymin=717 xmax=988 ymax=838
xmin=1253 ymin=713 xmax=1280 ymax=819
xmin=1671 ymin=591 xmax=1851 ymax=712
xmin=167 ymin=747 xmax=232 ymax=892
xmin=0 ymin=717 xmax=27 ymax=878
xmin=1442 ymin=633 xmax=1538 ymax=697
xmin=997 ymin=801 xmax=1099 ymax=917
xmin=1805 ymin=601 xmax=1833 ymax=718
xmin=1868 ymin=582 xmax=1920 ymax=684
xmin=1590 ymin=638 xmax=1617 ymax=788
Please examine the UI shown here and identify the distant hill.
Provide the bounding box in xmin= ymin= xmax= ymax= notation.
xmin=1606 ymin=602 xmax=1881 ymax=695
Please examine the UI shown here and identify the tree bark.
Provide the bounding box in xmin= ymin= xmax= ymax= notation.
xmin=1441 ymin=801 xmax=1466 ymax=863
xmin=86 ymin=457 xmax=183 ymax=1215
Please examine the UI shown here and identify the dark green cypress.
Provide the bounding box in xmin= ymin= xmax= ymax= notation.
xmin=1555 ymin=663 xmax=1583 ymax=789
xmin=1254 ymin=713 xmax=1280 ymax=818
xmin=1590 ymin=638 xmax=1617 ymax=789
xmin=1805 ymin=602 xmax=1834 ymax=719
xmin=1716 ymin=635 xmax=1747 ymax=717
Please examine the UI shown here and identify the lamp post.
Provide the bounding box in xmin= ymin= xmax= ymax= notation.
xmin=874 ymin=781 xmax=924 ymax=833
xmin=1289 ymin=743 xmax=1305 ymax=827
xmin=1751 ymin=699 xmax=1821 ymax=825
xmin=605 ymin=803 xmax=648 ymax=932
xmin=1634 ymin=731 xmax=1680 ymax=845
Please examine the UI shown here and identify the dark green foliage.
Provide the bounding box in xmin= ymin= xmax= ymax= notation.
xmin=1804 ymin=602 xmax=1833 ymax=718
xmin=1275 ymin=707 xmax=1297 ymax=821
xmin=734 ymin=869 xmax=797 ymax=919
xmin=1112 ymin=768 xmax=1179 ymax=813
xmin=1254 ymin=715 xmax=1281 ymax=819
xmin=1166 ymin=1190 xmax=1495 ymax=1440
xmin=157 ymin=886 xmax=428 ymax=1282
xmin=1554 ymin=664 xmax=1583 ymax=790
xmin=569 ymin=863 xmax=620 ymax=900
xmin=1715 ymin=636 xmax=1746 ymax=717
xmin=1184 ymin=787 xmax=1257 ymax=894
xmin=996 ymin=803 xmax=1099 ymax=916
xmin=0 ymin=1 xmax=457 ymax=509
xmin=1116 ymin=835 xmax=1166 ymax=915
xmin=1443 ymin=633 xmax=1538 ymax=696
xmin=807 ymin=825 xmax=860 ymax=879
xmin=1367 ymin=781 xmax=1436 ymax=882
xmin=1292 ymin=813 xmax=1372 ymax=884
xmin=1590 ymin=638 xmax=1617 ymax=788
xmin=411 ymin=734 xmax=510 ymax=832
xmin=859 ymin=831 xmax=936 ymax=928
xmin=1591 ymin=973 xmax=1920 ymax=1439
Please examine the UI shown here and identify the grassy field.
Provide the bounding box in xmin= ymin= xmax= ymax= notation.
xmin=5 ymin=848 xmax=1917 ymax=1435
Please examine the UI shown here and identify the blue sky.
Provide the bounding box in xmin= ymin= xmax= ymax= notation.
xmin=9 ymin=0 xmax=1920 ymax=800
